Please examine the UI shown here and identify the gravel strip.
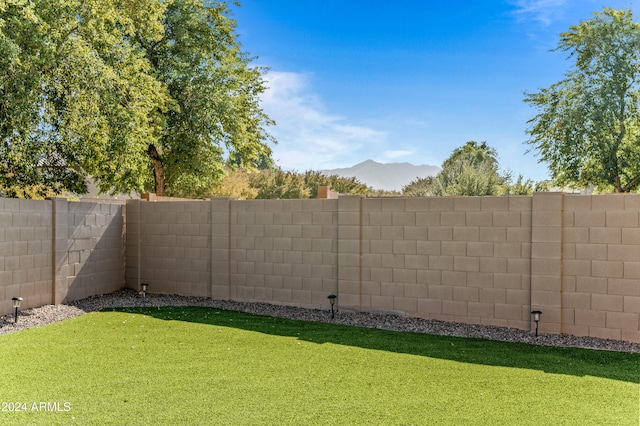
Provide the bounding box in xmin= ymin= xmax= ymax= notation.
xmin=1 ymin=289 xmax=639 ymax=353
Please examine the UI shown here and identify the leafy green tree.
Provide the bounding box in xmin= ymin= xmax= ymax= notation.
xmin=210 ymin=167 xmax=258 ymax=200
xmin=227 ymin=150 xmax=276 ymax=171
xmin=216 ymin=168 xmax=371 ymax=200
xmin=137 ymin=0 xmax=274 ymax=197
xmin=435 ymin=157 xmax=504 ymax=196
xmin=249 ymin=169 xmax=309 ymax=199
xmin=1 ymin=0 xmax=167 ymax=197
xmin=402 ymin=176 xmax=437 ymax=197
xmin=436 ymin=141 xmax=505 ymax=196
xmin=525 ymin=8 xmax=640 ymax=193
xmin=403 ymin=141 xmax=508 ymax=197
xmin=402 ymin=141 xmax=535 ymax=196
xmin=503 ymin=173 xmax=534 ymax=196
xmin=0 ymin=0 xmax=273 ymax=198
xmin=441 ymin=141 xmax=499 ymax=173
xmin=303 ymin=171 xmax=370 ymax=198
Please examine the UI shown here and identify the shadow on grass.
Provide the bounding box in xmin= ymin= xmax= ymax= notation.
xmin=107 ymin=306 xmax=640 ymax=384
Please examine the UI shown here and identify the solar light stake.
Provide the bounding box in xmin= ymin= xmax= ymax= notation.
xmin=141 ymin=283 xmax=149 ymax=300
xmin=12 ymin=297 xmax=23 ymax=324
xmin=327 ymin=294 xmax=337 ymax=319
xmin=531 ymin=310 xmax=542 ymax=337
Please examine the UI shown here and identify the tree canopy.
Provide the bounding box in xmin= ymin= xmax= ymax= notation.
xmin=0 ymin=0 xmax=273 ymax=198
xmin=435 ymin=141 xmax=504 ymax=196
xmin=208 ymin=167 xmax=373 ymax=200
xmin=402 ymin=141 xmax=531 ymax=196
xmin=524 ymin=8 xmax=640 ymax=193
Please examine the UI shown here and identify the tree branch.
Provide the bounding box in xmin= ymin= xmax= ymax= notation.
xmin=622 ymin=175 xmax=640 ymax=193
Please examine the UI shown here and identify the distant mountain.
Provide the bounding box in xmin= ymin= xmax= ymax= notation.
xmin=321 ymin=160 xmax=440 ymax=192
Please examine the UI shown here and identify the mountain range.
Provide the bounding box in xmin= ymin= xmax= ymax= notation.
xmin=321 ymin=160 xmax=440 ymax=192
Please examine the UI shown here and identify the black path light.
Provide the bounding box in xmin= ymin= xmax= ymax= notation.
xmin=141 ymin=283 xmax=149 ymax=300
xmin=12 ymin=297 xmax=23 ymax=324
xmin=531 ymin=310 xmax=542 ymax=337
xmin=327 ymin=294 xmax=337 ymax=319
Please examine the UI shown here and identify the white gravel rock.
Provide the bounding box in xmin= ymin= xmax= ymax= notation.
xmin=1 ymin=289 xmax=638 ymax=353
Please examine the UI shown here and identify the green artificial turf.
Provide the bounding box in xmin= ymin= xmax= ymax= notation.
xmin=0 ymin=306 xmax=638 ymax=425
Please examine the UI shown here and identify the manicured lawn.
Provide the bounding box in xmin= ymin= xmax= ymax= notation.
xmin=0 ymin=306 xmax=638 ymax=425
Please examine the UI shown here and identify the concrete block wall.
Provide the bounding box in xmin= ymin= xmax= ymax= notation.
xmin=356 ymin=196 xmax=532 ymax=330
xmin=125 ymin=193 xmax=640 ymax=343
xmin=1 ymin=198 xmax=125 ymax=316
xmin=228 ymin=199 xmax=338 ymax=308
xmin=336 ymin=196 xmax=363 ymax=310
xmin=126 ymin=199 xmax=212 ymax=297
xmin=59 ymin=200 xmax=125 ymax=302
xmin=0 ymin=198 xmax=53 ymax=314
xmin=127 ymin=198 xmax=340 ymax=308
xmin=3 ymin=192 xmax=636 ymax=342
xmin=560 ymin=194 xmax=640 ymax=342
xmin=531 ymin=193 xmax=563 ymax=334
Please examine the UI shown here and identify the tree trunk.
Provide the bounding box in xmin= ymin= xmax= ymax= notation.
xmin=147 ymin=143 xmax=166 ymax=196
xmin=614 ymin=176 xmax=623 ymax=193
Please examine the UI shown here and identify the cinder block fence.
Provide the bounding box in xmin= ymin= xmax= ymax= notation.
xmin=125 ymin=193 xmax=640 ymax=343
xmin=1 ymin=193 xmax=639 ymax=343
xmin=0 ymin=198 xmax=124 ymax=315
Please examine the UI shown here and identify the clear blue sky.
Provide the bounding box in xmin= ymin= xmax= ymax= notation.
xmin=232 ymin=0 xmax=638 ymax=182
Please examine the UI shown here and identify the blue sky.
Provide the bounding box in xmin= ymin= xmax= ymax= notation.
xmin=232 ymin=0 xmax=639 ymax=182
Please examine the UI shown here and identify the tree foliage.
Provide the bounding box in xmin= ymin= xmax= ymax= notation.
xmin=210 ymin=167 xmax=258 ymax=199
xmin=302 ymin=170 xmax=370 ymax=198
xmin=211 ymin=168 xmax=371 ymax=199
xmin=435 ymin=141 xmax=505 ymax=196
xmin=249 ymin=169 xmax=310 ymax=199
xmin=402 ymin=176 xmax=437 ymax=197
xmin=402 ymin=141 xmax=528 ymax=196
xmin=506 ymin=174 xmax=535 ymax=195
xmin=0 ymin=0 xmax=273 ymax=198
xmin=1 ymin=0 xmax=165 ymax=196
xmin=525 ymin=8 xmax=640 ymax=193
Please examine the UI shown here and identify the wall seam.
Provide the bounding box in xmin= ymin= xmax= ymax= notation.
xmin=359 ymin=196 xmax=363 ymax=311
xmin=560 ymin=193 xmax=565 ymax=335
xmin=51 ymin=198 xmax=56 ymax=305
xmin=528 ymin=196 xmax=534 ymax=331
xmin=137 ymin=199 xmax=141 ymax=291
xmin=209 ymin=199 xmax=213 ymax=299
xmin=227 ymin=200 xmax=232 ymax=300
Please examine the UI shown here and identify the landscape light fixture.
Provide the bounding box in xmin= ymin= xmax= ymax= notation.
xmin=327 ymin=294 xmax=337 ymax=319
xmin=141 ymin=283 xmax=149 ymax=300
xmin=12 ymin=297 xmax=23 ymax=324
xmin=531 ymin=310 xmax=542 ymax=337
